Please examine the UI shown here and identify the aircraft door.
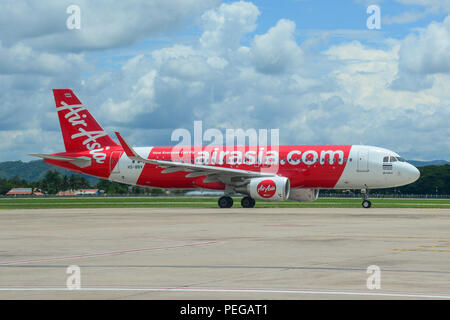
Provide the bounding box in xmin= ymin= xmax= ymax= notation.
xmin=357 ymin=147 xmax=369 ymax=172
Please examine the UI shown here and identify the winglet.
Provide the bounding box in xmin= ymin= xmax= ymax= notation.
xmin=115 ymin=132 xmax=140 ymax=159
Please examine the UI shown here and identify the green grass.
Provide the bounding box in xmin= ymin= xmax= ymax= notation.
xmin=0 ymin=197 xmax=449 ymax=209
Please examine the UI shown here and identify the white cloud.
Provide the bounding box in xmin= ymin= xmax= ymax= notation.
xmin=383 ymin=10 xmax=429 ymax=25
xmin=395 ymin=0 xmax=450 ymax=13
xmin=0 ymin=0 xmax=220 ymax=52
xmin=391 ymin=15 xmax=450 ymax=90
xmin=399 ymin=16 xmax=450 ymax=74
xmin=1 ymin=0 xmax=450 ymax=162
xmin=0 ymin=41 xmax=85 ymax=75
xmin=251 ymin=19 xmax=303 ymax=74
xmin=199 ymin=1 xmax=260 ymax=51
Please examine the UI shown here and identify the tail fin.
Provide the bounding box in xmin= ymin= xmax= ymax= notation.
xmin=53 ymin=89 xmax=117 ymax=152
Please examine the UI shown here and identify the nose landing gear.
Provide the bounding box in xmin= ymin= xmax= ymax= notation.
xmin=362 ymin=199 xmax=372 ymax=208
xmin=361 ymin=189 xmax=372 ymax=208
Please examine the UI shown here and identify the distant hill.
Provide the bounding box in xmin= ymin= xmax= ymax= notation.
xmin=0 ymin=160 xmax=99 ymax=185
xmin=407 ymin=160 xmax=449 ymax=167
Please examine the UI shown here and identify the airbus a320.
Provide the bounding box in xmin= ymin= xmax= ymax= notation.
xmin=31 ymin=89 xmax=420 ymax=208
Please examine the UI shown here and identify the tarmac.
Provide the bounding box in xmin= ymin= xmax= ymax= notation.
xmin=0 ymin=207 xmax=449 ymax=299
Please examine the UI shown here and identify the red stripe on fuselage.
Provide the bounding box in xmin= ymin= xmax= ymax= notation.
xmin=135 ymin=145 xmax=351 ymax=189
xmin=45 ymin=145 xmax=351 ymax=189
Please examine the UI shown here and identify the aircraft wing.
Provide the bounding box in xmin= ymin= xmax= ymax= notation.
xmin=114 ymin=132 xmax=275 ymax=185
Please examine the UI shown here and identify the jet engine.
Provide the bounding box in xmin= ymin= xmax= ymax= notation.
xmin=288 ymin=188 xmax=319 ymax=202
xmin=236 ymin=176 xmax=290 ymax=201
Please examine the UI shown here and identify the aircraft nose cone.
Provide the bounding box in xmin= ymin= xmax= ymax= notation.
xmin=408 ymin=165 xmax=420 ymax=183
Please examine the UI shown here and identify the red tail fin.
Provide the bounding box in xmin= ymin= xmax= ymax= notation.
xmin=53 ymin=89 xmax=117 ymax=152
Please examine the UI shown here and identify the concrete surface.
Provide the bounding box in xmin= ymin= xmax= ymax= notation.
xmin=0 ymin=207 xmax=449 ymax=299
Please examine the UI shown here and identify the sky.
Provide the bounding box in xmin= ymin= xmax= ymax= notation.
xmin=1 ymin=0 xmax=450 ymax=161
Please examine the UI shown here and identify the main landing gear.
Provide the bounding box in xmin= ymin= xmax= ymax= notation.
xmin=241 ymin=196 xmax=256 ymax=208
xmin=218 ymin=196 xmax=233 ymax=208
xmin=361 ymin=188 xmax=372 ymax=208
xmin=218 ymin=196 xmax=256 ymax=208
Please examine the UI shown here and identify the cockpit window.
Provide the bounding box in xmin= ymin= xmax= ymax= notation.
xmin=384 ymin=155 xmax=406 ymax=162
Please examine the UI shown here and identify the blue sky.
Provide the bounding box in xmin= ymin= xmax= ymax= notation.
xmin=94 ymin=1 xmax=440 ymax=62
xmin=91 ymin=0 xmax=445 ymax=70
xmin=0 ymin=0 xmax=450 ymax=161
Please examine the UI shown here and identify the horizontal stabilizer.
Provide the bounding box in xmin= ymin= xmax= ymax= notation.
xmin=29 ymin=153 xmax=92 ymax=168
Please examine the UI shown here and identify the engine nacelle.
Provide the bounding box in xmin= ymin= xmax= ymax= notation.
xmin=288 ymin=188 xmax=319 ymax=202
xmin=245 ymin=177 xmax=290 ymax=201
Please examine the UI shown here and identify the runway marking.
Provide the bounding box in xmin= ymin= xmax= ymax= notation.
xmin=0 ymin=286 xmax=448 ymax=299
xmin=0 ymin=241 xmax=217 ymax=266
xmin=264 ymin=224 xmax=312 ymax=227
xmin=306 ymin=234 xmax=450 ymax=241
xmin=387 ymin=248 xmax=450 ymax=253
xmin=1 ymin=264 xmax=449 ymax=274
xmin=388 ymin=240 xmax=450 ymax=253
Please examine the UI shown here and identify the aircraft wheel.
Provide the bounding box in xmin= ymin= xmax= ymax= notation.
xmin=218 ymin=196 xmax=233 ymax=208
xmin=241 ymin=196 xmax=255 ymax=208
xmin=362 ymin=200 xmax=372 ymax=208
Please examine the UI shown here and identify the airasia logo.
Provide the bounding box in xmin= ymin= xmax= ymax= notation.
xmin=257 ymin=180 xmax=276 ymax=198
xmin=57 ymin=101 xmax=108 ymax=164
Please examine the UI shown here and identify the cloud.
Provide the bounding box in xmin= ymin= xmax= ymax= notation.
xmin=199 ymin=1 xmax=260 ymax=51
xmin=0 ymin=0 xmax=220 ymax=52
xmin=0 ymin=41 xmax=85 ymax=75
xmin=0 ymin=0 xmax=220 ymax=161
xmin=1 ymin=0 xmax=450 ymax=162
xmin=391 ymin=15 xmax=450 ymax=90
xmin=383 ymin=10 xmax=429 ymax=25
xmin=251 ymin=19 xmax=303 ymax=74
xmin=399 ymin=16 xmax=450 ymax=74
xmin=395 ymin=0 xmax=450 ymax=13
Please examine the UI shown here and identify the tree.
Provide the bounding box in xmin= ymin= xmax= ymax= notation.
xmin=96 ymin=180 xmax=129 ymax=195
xmin=62 ymin=175 xmax=69 ymax=191
xmin=41 ymin=170 xmax=62 ymax=194
xmin=377 ymin=165 xmax=450 ymax=195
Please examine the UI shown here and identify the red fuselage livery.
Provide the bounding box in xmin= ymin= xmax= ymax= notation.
xmin=31 ymin=89 xmax=420 ymax=208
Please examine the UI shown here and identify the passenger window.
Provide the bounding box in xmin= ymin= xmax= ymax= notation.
xmin=390 ymin=156 xmax=397 ymax=162
xmin=383 ymin=156 xmax=389 ymax=162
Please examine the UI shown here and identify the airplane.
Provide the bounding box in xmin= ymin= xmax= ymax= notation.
xmin=31 ymin=89 xmax=420 ymax=208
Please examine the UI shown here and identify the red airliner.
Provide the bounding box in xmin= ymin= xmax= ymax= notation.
xmin=31 ymin=89 xmax=420 ymax=208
